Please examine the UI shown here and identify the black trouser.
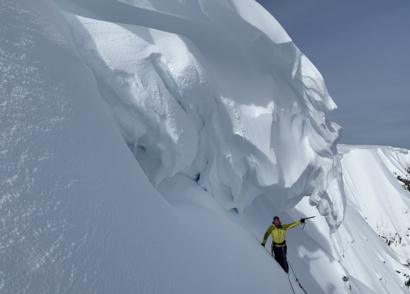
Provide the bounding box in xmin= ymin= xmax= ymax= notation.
xmin=271 ymin=243 xmax=289 ymax=273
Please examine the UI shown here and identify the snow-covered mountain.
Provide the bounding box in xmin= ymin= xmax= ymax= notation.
xmin=1 ymin=0 xmax=410 ymax=293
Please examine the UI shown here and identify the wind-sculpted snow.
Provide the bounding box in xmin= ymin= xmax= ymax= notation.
xmin=0 ymin=1 xmax=291 ymax=293
xmin=60 ymin=0 xmax=345 ymax=227
xmin=3 ymin=1 xmax=410 ymax=294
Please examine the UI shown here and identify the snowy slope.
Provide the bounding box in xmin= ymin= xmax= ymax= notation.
xmin=335 ymin=146 xmax=410 ymax=291
xmin=298 ymin=146 xmax=410 ymax=293
xmin=0 ymin=1 xmax=291 ymax=293
xmin=2 ymin=0 xmax=410 ymax=294
xmin=158 ymin=145 xmax=410 ymax=294
xmin=223 ymin=145 xmax=410 ymax=294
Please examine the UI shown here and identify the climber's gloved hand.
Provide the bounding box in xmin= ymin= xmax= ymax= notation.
xmin=300 ymin=218 xmax=306 ymax=224
xmin=261 ymin=242 xmax=265 ymax=247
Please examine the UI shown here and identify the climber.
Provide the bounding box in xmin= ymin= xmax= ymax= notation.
xmin=261 ymin=216 xmax=307 ymax=273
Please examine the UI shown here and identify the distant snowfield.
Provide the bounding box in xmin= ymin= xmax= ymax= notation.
xmin=1 ymin=0 xmax=410 ymax=293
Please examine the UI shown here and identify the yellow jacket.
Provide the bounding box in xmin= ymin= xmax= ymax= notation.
xmin=262 ymin=220 xmax=301 ymax=245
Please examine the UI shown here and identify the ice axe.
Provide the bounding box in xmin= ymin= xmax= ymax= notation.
xmin=300 ymin=216 xmax=315 ymax=229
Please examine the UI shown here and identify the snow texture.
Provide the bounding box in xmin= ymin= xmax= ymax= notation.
xmin=60 ymin=0 xmax=345 ymax=228
xmin=0 ymin=1 xmax=291 ymax=293
xmin=2 ymin=0 xmax=410 ymax=294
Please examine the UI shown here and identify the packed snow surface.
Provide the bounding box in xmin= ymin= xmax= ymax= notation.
xmin=1 ymin=0 xmax=410 ymax=294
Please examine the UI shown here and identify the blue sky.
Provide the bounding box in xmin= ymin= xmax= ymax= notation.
xmin=256 ymin=0 xmax=410 ymax=148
